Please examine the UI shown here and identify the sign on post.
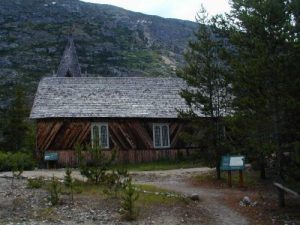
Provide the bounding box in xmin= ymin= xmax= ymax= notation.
xmin=44 ymin=151 xmax=58 ymax=169
xmin=44 ymin=151 xmax=58 ymax=161
xmin=221 ymin=156 xmax=245 ymax=171
xmin=220 ymin=155 xmax=245 ymax=188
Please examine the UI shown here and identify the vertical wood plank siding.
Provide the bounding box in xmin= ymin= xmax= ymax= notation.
xmin=55 ymin=149 xmax=192 ymax=167
xmin=36 ymin=118 xmax=191 ymax=166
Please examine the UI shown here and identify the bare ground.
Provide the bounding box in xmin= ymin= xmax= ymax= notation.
xmin=0 ymin=168 xmax=251 ymax=225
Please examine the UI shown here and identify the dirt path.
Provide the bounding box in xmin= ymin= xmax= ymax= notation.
xmin=132 ymin=170 xmax=249 ymax=225
xmin=0 ymin=168 xmax=250 ymax=225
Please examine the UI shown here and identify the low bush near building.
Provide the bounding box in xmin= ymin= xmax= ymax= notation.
xmin=76 ymin=144 xmax=117 ymax=184
xmin=0 ymin=151 xmax=35 ymax=172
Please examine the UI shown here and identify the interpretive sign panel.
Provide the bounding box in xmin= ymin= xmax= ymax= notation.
xmin=221 ymin=155 xmax=245 ymax=171
xmin=44 ymin=151 xmax=58 ymax=161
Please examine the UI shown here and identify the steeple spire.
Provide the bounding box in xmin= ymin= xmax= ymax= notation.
xmin=56 ymin=36 xmax=81 ymax=77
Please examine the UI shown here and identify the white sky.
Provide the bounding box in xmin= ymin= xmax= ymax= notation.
xmin=81 ymin=0 xmax=231 ymax=21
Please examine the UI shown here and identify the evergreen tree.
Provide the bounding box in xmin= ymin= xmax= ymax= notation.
xmin=177 ymin=7 xmax=232 ymax=179
xmin=1 ymin=85 xmax=30 ymax=152
xmin=224 ymin=0 xmax=300 ymax=180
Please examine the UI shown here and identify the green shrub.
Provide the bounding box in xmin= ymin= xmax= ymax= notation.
xmin=76 ymin=145 xmax=117 ymax=184
xmin=27 ymin=177 xmax=44 ymax=189
xmin=0 ymin=151 xmax=35 ymax=172
xmin=0 ymin=152 xmax=10 ymax=171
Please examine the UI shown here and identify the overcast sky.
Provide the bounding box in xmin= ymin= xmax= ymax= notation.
xmin=81 ymin=0 xmax=231 ymax=21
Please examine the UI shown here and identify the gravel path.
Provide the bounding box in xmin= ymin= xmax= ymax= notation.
xmin=146 ymin=181 xmax=249 ymax=225
xmin=0 ymin=167 xmax=213 ymax=180
xmin=0 ymin=168 xmax=249 ymax=225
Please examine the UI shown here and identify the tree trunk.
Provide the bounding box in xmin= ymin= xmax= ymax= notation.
xmin=260 ymin=161 xmax=266 ymax=179
xmin=259 ymin=153 xmax=266 ymax=179
xmin=216 ymin=161 xmax=221 ymax=180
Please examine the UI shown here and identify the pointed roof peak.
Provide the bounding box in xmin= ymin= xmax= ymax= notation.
xmin=56 ymin=36 xmax=82 ymax=77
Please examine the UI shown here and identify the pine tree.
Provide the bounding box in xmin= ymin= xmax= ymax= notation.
xmin=224 ymin=0 xmax=300 ymax=180
xmin=1 ymin=85 xmax=30 ymax=152
xmin=120 ymin=178 xmax=139 ymax=221
xmin=177 ymin=7 xmax=232 ymax=179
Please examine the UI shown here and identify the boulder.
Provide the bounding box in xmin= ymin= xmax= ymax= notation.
xmin=190 ymin=193 xmax=200 ymax=201
xmin=240 ymin=196 xmax=251 ymax=206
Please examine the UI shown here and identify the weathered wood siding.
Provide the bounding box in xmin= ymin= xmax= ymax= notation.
xmin=36 ymin=118 xmax=192 ymax=165
xmin=50 ymin=149 xmax=192 ymax=167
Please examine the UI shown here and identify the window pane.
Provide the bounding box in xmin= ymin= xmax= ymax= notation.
xmin=100 ymin=125 xmax=108 ymax=148
xmin=154 ymin=126 xmax=161 ymax=147
xmin=92 ymin=125 xmax=99 ymax=147
xmin=162 ymin=125 xmax=169 ymax=147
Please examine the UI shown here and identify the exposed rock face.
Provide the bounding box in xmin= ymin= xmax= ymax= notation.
xmin=0 ymin=0 xmax=197 ymax=105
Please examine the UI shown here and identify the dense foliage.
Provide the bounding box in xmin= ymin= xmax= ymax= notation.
xmin=179 ymin=0 xmax=300 ymax=182
xmin=0 ymin=151 xmax=35 ymax=172
xmin=225 ymin=0 xmax=300 ymax=181
xmin=0 ymin=85 xmax=35 ymax=153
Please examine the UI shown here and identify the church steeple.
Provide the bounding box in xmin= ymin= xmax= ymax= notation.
xmin=56 ymin=36 xmax=82 ymax=77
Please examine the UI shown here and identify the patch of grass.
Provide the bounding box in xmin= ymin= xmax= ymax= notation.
xmin=193 ymin=170 xmax=263 ymax=189
xmin=112 ymin=160 xmax=204 ymax=172
xmin=27 ymin=177 xmax=44 ymax=189
xmin=40 ymin=177 xmax=189 ymax=209
xmin=136 ymin=184 xmax=172 ymax=193
xmin=41 ymin=179 xmax=106 ymax=197
xmin=135 ymin=184 xmax=189 ymax=206
xmin=67 ymin=180 xmax=100 ymax=195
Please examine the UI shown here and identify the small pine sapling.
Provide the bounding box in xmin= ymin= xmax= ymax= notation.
xmin=120 ymin=178 xmax=139 ymax=221
xmin=48 ymin=176 xmax=61 ymax=206
xmin=64 ymin=168 xmax=74 ymax=203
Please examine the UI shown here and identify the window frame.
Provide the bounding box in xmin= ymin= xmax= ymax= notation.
xmin=91 ymin=123 xmax=109 ymax=149
xmin=152 ymin=123 xmax=170 ymax=149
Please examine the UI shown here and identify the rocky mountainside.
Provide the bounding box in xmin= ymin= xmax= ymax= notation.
xmin=0 ymin=0 xmax=197 ymax=105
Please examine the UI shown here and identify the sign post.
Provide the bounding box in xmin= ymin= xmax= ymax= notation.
xmin=228 ymin=170 xmax=232 ymax=187
xmin=220 ymin=155 xmax=245 ymax=188
xmin=44 ymin=151 xmax=59 ymax=169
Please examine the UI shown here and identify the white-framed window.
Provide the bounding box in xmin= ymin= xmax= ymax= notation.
xmin=91 ymin=123 xmax=109 ymax=149
xmin=153 ymin=123 xmax=170 ymax=148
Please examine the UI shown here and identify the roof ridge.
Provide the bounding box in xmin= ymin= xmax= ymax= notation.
xmin=44 ymin=76 xmax=182 ymax=79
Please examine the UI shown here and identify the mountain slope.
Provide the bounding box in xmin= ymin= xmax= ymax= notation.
xmin=0 ymin=0 xmax=197 ymax=93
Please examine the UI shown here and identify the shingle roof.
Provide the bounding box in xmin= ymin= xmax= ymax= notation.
xmin=56 ymin=36 xmax=82 ymax=77
xmin=30 ymin=77 xmax=194 ymax=119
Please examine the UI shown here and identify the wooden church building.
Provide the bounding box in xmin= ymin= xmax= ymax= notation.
xmin=30 ymin=37 xmax=197 ymax=166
